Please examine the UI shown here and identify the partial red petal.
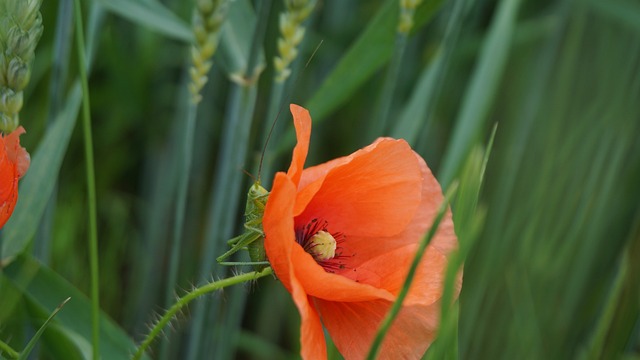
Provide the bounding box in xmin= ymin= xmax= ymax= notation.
xmin=0 ymin=127 xmax=27 ymax=229
xmin=4 ymin=126 xmax=30 ymax=178
xmin=0 ymin=138 xmax=14 ymax=201
xmin=315 ymin=299 xmax=440 ymax=360
xmin=296 ymin=138 xmax=422 ymax=238
xmin=0 ymin=179 xmax=18 ymax=229
xmin=287 ymin=105 xmax=312 ymax=186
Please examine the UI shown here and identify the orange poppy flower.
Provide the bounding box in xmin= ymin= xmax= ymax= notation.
xmin=0 ymin=126 xmax=30 ymax=229
xmin=263 ymin=105 xmax=460 ymax=359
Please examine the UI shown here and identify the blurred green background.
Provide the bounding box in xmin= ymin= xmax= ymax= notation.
xmin=1 ymin=0 xmax=639 ymax=359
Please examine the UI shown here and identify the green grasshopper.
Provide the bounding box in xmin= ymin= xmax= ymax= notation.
xmin=216 ymin=181 xmax=271 ymax=269
xmin=216 ymin=43 xmax=323 ymax=270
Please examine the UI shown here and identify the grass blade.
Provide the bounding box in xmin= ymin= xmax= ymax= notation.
xmin=438 ymin=0 xmax=522 ymax=187
xmin=2 ymin=256 xmax=146 ymax=359
xmin=306 ymin=0 xmax=444 ymax=122
xmin=18 ymin=297 xmax=70 ymax=360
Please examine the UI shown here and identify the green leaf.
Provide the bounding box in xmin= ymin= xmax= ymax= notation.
xmin=306 ymin=0 xmax=445 ymax=122
xmin=585 ymin=0 xmax=640 ymax=33
xmin=2 ymin=255 xmax=147 ymax=359
xmin=437 ymin=0 xmax=522 ymax=188
xmin=2 ymin=84 xmax=82 ymax=261
xmin=95 ymin=0 xmax=193 ymax=42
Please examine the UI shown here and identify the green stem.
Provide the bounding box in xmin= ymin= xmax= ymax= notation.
xmin=73 ymin=0 xmax=100 ymax=358
xmin=366 ymin=183 xmax=458 ymax=360
xmin=0 ymin=338 xmax=20 ymax=359
xmin=369 ymin=32 xmax=408 ymax=140
xmin=133 ymin=267 xmax=273 ymax=360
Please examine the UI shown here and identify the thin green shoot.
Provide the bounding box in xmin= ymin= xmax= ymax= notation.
xmin=73 ymin=0 xmax=100 ymax=357
xmin=18 ymin=297 xmax=71 ymax=360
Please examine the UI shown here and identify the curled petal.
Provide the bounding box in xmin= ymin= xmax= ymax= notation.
xmin=287 ymin=104 xmax=312 ymax=186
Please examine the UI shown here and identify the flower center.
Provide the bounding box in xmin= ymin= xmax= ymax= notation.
xmin=307 ymin=231 xmax=337 ymax=261
xmin=295 ymin=218 xmax=348 ymax=273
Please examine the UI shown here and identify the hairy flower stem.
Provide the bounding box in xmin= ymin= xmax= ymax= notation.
xmin=366 ymin=183 xmax=458 ymax=360
xmin=73 ymin=0 xmax=100 ymax=358
xmin=133 ymin=267 xmax=273 ymax=360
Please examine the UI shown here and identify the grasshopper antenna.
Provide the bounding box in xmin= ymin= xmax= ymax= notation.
xmin=242 ymin=169 xmax=258 ymax=183
xmin=256 ymin=40 xmax=324 ymax=181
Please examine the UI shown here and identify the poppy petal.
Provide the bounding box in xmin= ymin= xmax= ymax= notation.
xmin=315 ymin=298 xmax=440 ymax=360
xmin=4 ymin=126 xmax=30 ymax=177
xmin=265 ymin=174 xmax=395 ymax=303
xmin=296 ymin=138 xmax=423 ymax=238
xmin=290 ymin=268 xmax=327 ymax=360
xmin=0 ymin=184 xmax=18 ymax=229
xmin=339 ymin=245 xmax=448 ymax=306
xmin=290 ymin=243 xmax=395 ymax=302
xmin=287 ymin=104 xmax=312 ymax=186
xmin=412 ymin=152 xmax=457 ymax=256
xmin=0 ymin=127 xmax=28 ymax=229
xmin=0 ymin=148 xmax=14 ymax=201
xmin=334 ymin=152 xmax=458 ymax=267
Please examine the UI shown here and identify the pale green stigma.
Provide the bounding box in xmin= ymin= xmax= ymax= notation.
xmin=308 ymin=230 xmax=337 ymax=261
